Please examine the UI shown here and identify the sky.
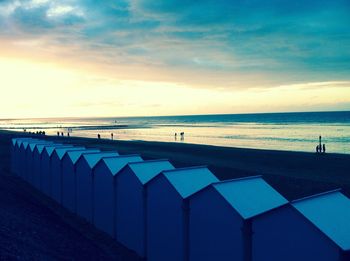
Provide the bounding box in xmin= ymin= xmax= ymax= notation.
xmin=0 ymin=0 xmax=349 ymax=118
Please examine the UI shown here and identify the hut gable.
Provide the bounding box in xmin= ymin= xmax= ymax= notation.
xmin=55 ymin=147 xmax=85 ymax=160
xmin=17 ymin=138 xmax=33 ymax=148
xmin=162 ymin=167 xmax=219 ymax=199
xmin=102 ymin=155 xmax=143 ymax=175
xmin=66 ymin=149 xmax=100 ymax=164
xmin=44 ymin=145 xmax=72 ymax=157
xmin=29 ymin=142 xmax=47 ymax=152
xmin=21 ymin=140 xmax=32 ymax=150
xmin=129 ymin=160 xmax=174 ymax=185
xmin=36 ymin=143 xmax=59 ymax=154
xmin=212 ymin=176 xmax=288 ymax=220
xmin=82 ymin=152 xmax=119 ymax=169
xmin=292 ymin=190 xmax=350 ymax=251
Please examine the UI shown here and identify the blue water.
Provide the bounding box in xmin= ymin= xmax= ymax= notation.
xmin=1 ymin=111 xmax=349 ymax=154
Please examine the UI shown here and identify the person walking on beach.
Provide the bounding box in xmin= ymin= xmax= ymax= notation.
xmin=111 ymin=133 xmax=114 ymax=140
xmin=323 ymin=144 xmax=326 ymax=153
xmin=97 ymin=134 xmax=101 ymax=139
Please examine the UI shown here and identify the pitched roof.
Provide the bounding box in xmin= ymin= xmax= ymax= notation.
xmin=292 ymin=190 xmax=350 ymax=251
xmin=128 ymin=160 xmax=174 ymax=185
xmin=12 ymin=138 xmax=30 ymax=146
xmin=14 ymin=138 xmax=33 ymax=147
xmin=35 ymin=143 xmax=61 ymax=154
xmin=66 ymin=149 xmax=101 ymax=164
xmin=44 ymin=145 xmax=73 ymax=157
xmin=82 ymin=152 xmax=119 ymax=168
xmin=162 ymin=167 xmax=219 ymax=199
xmin=21 ymin=140 xmax=37 ymax=149
xmin=101 ymin=155 xmax=143 ymax=176
xmin=29 ymin=141 xmax=53 ymax=152
xmin=212 ymin=176 xmax=288 ymax=220
xmin=54 ymin=147 xmax=85 ymax=160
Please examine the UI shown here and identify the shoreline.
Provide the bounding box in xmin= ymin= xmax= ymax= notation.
xmin=3 ymin=129 xmax=349 ymax=156
xmin=1 ymin=130 xmax=350 ymax=200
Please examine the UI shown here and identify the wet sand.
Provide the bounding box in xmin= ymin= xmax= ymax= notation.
xmin=1 ymin=130 xmax=350 ymax=258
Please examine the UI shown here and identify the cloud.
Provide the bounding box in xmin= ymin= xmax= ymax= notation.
xmin=0 ymin=0 xmax=349 ymax=88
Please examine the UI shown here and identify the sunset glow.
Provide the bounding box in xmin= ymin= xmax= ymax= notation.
xmin=0 ymin=0 xmax=349 ymax=118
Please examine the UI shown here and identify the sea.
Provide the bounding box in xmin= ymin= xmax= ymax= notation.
xmin=1 ymin=111 xmax=349 ymax=154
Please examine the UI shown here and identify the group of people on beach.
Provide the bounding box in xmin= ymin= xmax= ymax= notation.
xmin=97 ymin=133 xmax=114 ymax=140
xmin=23 ymin=129 xmax=46 ymax=136
xmin=174 ymin=132 xmax=185 ymax=141
xmin=57 ymin=132 xmax=69 ymax=137
xmin=316 ymin=135 xmax=326 ymax=154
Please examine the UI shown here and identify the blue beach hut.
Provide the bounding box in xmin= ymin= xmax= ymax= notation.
xmin=25 ymin=140 xmax=52 ymax=182
xmin=32 ymin=143 xmax=61 ymax=189
xmin=146 ymin=167 xmax=219 ymax=261
xmin=18 ymin=139 xmax=38 ymax=178
xmin=116 ymin=160 xmax=174 ymax=257
xmin=253 ymin=189 xmax=350 ymax=261
xmin=11 ymin=138 xmax=32 ymax=175
xmin=41 ymin=144 xmax=73 ymax=195
xmin=75 ymin=151 xmax=119 ymax=222
xmin=189 ymin=176 xmax=288 ymax=261
xmin=50 ymin=146 xmax=85 ymax=203
xmin=93 ymin=155 xmax=143 ymax=238
xmin=61 ymin=149 xmax=100 ymax=213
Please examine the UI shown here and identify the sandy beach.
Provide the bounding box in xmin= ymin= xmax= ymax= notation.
xmin=1 ymin=130 xmax=350 ymax=258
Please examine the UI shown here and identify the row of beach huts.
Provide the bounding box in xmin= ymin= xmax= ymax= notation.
xmin=10 ymin=137 xmax=350 ymax=261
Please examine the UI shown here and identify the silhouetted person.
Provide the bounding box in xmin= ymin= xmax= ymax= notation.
xmin=57 ymin=131 xmax=60 ymax=136
xmin=61 ymin=132 xmax=64 ymax=137
xmin=323 ymin=144 xmax=326 ymax=153
xmin=111 ymin=133 xmax=114 ymax=140
xmin=67 ymin=132 xmax=70 ymax=137
xmin=319 ymin=135 xmax=322 ymax=149
xmin=316 ymin=145 xmax=319 ymax=153
xmin=43 ymin=131 xmax=45 ymax=135
xmin=97 ymin=134 xmax=101 ymax=139
xmin=175 ymin=133 xmax=177 ymax=140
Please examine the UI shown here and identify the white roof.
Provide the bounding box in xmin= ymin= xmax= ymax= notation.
xmin=82 ymin=152 xmax=119 ymax=168
xmin=211 ymin=176 xmax=288 ymax=220
xmin=54 ymin=147 xmax=85 ymax=160
xmin=162 ymin=167 xmax=219 ymax=199
xmin=292 ymin=190 xmax=350 ymax=251
xmin=66 ymin=149 xmax=101 ymax=164
xmin=128 ymin=160 xmax=174 ymax=185
xmin=101 ymin=155 xmax=143 ymax=176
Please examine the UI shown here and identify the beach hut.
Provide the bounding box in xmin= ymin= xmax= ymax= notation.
xmin=115 ymin=160 xmax=174 ymax=257
xmin=61 ymin=149 xmax=101 ymax=213
xmin=253 ymin=189 xmax=350 ymax=261
xmin=93 ymin=155 xmax=143 ymax=238
xmin=32 ymin=143 xmax=61 ymax=189
xmin=188 ymin=176 xmax=288 ymax=261
xmin=11 ymin=138 xmax=32 ymax=175
xmin=18 ymin=139 xmax=38 ymax=178
xmin=50 ymin=146 xmax=85 ymax=203
xmin=41 ymin=144 xmax=73 ymax=195
xmin=24 ymin=140 xmax=52 ymax=182
xmin=146 ymin=167 xmax=219 ymax=261
xmin=75 ymin=151 xmax=119 ymax=222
